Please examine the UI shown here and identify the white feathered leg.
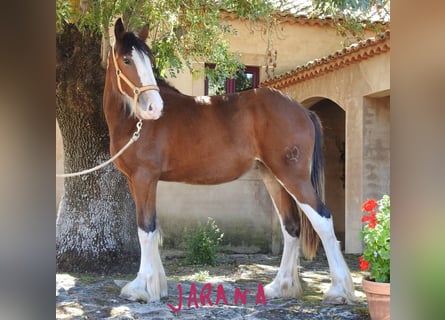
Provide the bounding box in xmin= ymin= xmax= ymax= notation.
xmin=297 ymin=202 xmax=356 ymax=304
xmin=120 ymin=228 xmax=168 ymax=302
xmin=264 ymin=216 xmax=302 ymax=298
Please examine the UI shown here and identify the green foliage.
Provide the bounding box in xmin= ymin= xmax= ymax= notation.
xmin=224 ymin=0 xmax=276 ymax=21
xmin=56 ymin=0 xmax=71 ymax=32
xmin=313 ymin=0 xmax=390 ymax=45
xmin=185 ymin=217 xmax=224 ymax=266
xmin=55 ymin=0 xmax=390 ymax=80
xmin=360 ymin=195 xmax=390 ymax=283
xmin=55 ymin=0 xmax=275 ymax=79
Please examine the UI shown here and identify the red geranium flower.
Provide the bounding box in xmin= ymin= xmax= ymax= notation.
xmin=362 ymin=199 xmax=378 ymax=212
xmin=359 ymin=256 xmax=370 ymax=271
xmin=361 ymin=215 xmax=370 ymax=222
xmin=359 ymin=195 xmax=390 ymax=282
xmin=361 ymin=212 xmax=378 ymax=228
xmin=367 ymin=218 xmax=377 ymax=229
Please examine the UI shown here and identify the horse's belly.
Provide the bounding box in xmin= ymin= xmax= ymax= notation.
xmin=159 ymin=153 xmax=254 ymax=185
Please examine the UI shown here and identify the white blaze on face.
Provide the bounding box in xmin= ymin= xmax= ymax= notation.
xmin=131 ymin=47 xmax=164 ymax=120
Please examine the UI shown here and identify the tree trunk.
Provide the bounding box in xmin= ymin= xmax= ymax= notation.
xmin=56 ymin=24 xmax=139 ymax=274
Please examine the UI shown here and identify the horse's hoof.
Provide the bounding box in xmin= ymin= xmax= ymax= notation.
xmin=322 ymin=292 xmax=356 ymax=305
xmin=119 ymin=291 xmax=148 ymax=303
xmin=264 ymin=283 xmax=281 ymax=299
xmin=264 ymin=279 xmax=302 ymax=299
xmin=119 ymin=292 xmax=134 ymax=301
xmin=120 ymin=279 xmax=150 ymax=302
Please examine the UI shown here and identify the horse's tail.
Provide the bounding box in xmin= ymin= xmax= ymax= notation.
xmin=309 ymin=110 xmax=325 ymax=203
xmin=299 ymin=110 xmax=324 ymax=260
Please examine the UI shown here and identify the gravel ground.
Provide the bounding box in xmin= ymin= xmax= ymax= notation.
xmin=56 ymin=250 xmax=370 ymax=319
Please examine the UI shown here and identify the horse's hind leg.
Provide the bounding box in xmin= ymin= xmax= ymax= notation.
xmin=274 ymin=175 xmax=356 ymax=304
xmin=120 ymin=176 xmax=168 ymax=302
xmin=258 ymin=163 xmax=302 ymax=298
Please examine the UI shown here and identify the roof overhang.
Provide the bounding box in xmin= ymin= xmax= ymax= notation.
xmin=261 ymin=30 xmax=390 ymax=90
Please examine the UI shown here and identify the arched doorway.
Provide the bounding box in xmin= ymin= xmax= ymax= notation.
xmin=303 ymin=98 xmax=346 ymax=249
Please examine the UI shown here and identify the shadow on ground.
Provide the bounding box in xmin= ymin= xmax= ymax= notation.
xmin=56 ymin=251 xmax=370 ymax=319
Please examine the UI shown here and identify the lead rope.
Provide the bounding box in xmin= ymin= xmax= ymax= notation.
xmin=56 ymin=119 xmax=143 ymax=178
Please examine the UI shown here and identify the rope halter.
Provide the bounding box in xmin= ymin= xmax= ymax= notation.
xmin=112 ymin=46 xmax=160 ymax=115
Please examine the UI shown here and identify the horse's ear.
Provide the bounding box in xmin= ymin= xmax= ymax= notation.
xmin=138 ymin=24 xmax=149 ymax=41
xmin=114 ymin=18 xmax=125 ymax=41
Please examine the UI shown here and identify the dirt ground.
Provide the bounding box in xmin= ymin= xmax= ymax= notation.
xmin=56 ymin=250 xmax=371 ymax=319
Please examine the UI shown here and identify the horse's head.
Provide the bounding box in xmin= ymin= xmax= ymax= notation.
xmin=112 ymin=18 xmax=163 ymax=120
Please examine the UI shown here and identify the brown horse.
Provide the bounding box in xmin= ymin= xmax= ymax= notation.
xmin=104 ymin=18 xmax=356 ymax=305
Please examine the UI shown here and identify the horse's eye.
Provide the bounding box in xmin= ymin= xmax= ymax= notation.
xmin=123 ymin=57 xmax=131 ymax=65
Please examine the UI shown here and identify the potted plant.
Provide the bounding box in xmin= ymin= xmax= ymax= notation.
xmin=359 ymin=195 xmax=390 ymax=320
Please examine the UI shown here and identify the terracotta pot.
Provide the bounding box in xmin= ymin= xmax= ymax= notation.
xmin=362 ymin=277 xmax=390 ymax=320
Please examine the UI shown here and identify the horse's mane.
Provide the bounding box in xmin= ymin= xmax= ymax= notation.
xmin=156 ymin=78 xmax=182 ymax=94
xmin=118 ymin=31 xmax=160 ymax=74
xmin=118 ymin=32 xmax=151 ymax=56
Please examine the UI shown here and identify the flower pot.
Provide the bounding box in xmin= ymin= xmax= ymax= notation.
xmin=362 ymin=277 xmax=390 ymax=320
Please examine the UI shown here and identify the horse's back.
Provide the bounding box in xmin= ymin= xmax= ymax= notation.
xmin=240 ymin=88 xmax=314 ymax=148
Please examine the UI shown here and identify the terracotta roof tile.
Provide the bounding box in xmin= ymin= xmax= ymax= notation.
xmin=261 ymin=30 xmax=390 ymax=89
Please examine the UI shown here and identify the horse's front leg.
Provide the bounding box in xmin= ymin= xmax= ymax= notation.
xmin=120 ymin=178 xmax=168 ymax=302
